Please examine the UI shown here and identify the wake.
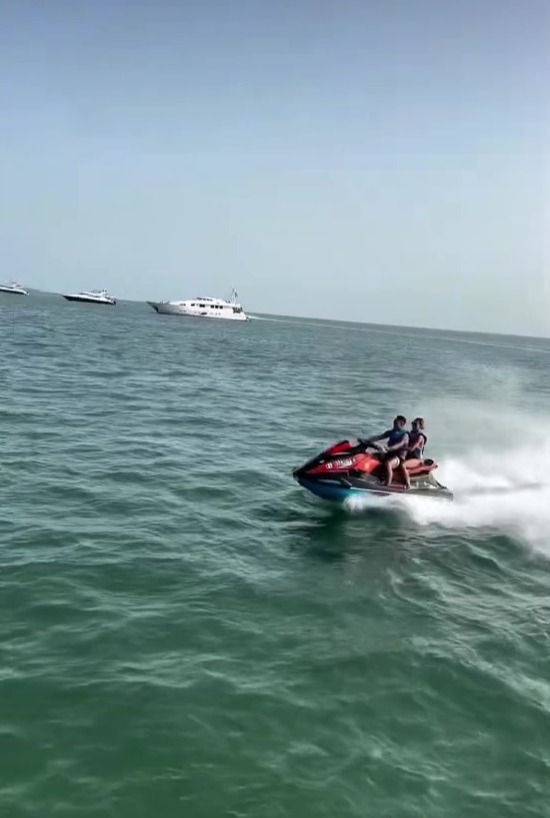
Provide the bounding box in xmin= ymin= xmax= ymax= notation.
xmin=344 ymin=396 xmax=550 ymax=553
xmin=404 ymin=448 xmax=550 ymax=551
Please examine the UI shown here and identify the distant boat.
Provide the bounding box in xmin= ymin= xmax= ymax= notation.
xmin=0 ymin=281 xmax=29 ymax=295
xmin=147 ymin=289 xmax=249 ymax=321
xmin=63 ymin=289 xmax=117 ymax=305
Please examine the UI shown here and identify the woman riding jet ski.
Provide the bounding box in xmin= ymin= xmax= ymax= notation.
xmin=292 ymin=417 xmax=452 ymax=503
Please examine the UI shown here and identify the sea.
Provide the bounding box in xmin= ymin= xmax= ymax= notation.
xmin=3 ymin=291 xmax=550 ymax=818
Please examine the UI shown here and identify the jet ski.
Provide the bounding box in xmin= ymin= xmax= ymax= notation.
xmin=293 ymin=439 xmax=453 ymax=503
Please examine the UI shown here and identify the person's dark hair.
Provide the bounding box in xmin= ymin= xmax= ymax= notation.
xmin=412 ymin=417 xmax=425 ymax=429
xmin=395 ymin=415 xmax=406 ymax=424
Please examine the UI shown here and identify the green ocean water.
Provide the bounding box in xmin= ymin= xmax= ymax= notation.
xmin=3 ymin=292 xmax=550 ymax=818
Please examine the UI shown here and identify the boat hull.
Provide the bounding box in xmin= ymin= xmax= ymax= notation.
xmin=147 ymin=301 xmax=249 ymax=320
xmin=63 ymin=295 xmax=116 ymax=305
xmin=0 ymin=287 xmax=28 ymax=295
xmin=295 ymin=475 xmax=453 ymax=503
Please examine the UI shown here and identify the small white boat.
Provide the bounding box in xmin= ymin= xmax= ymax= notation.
xmin=147 ymin=289 xmax=249 ymax=321
xmin=0 ymin=281 xmax=29 ymax=295
xmin=63 ymin=289 xmax=117 ymax=305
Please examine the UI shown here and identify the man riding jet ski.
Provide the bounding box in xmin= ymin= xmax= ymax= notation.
xmin=293 ymin=416 xmax=452 ymax=503
xmin=368 ymin=416 xmax=427 ymax=490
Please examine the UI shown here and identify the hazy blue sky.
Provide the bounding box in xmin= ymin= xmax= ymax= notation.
xmin=0 ymin=0 xmax=547 ymax=334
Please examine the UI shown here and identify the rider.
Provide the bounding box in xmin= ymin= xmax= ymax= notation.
xmin=401 ymin=417 xmax=427 ymax=490
xmin=367 ymin=415 xmax=409 ymax=487
xmin=407 ymin=417 xmax=427 ymax=462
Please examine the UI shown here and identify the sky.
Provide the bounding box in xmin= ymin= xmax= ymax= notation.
xmin=0 ymin=0 xmax=548 ymax=335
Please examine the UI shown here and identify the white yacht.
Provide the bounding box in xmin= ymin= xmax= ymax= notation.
xmin=147 ymin=289 xmax=249 ymax=321
xmin=63 ymin=289 xmax=117 ymax=305
xmin=0 ymin=281 xmax=29 ymax=295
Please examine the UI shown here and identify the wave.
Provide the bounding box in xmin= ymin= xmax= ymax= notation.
xmin=344 ymin=445 xmax=550 ymax=553
xmin=343 ymin=377 xmax=550 ymax=553
xmin=407 ymin=447 xmax=550 ymax=550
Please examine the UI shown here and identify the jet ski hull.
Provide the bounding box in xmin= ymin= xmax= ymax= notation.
xmin=293 ymin=439 xmax=453 ymax=504
xmin=295 ymin=475 xmax=453 ymax=503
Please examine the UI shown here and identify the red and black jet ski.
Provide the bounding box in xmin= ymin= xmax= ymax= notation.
xmin=293 ymin=439 xmax=453 ymax=503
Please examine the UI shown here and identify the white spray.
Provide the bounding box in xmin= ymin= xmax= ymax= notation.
xmin=345 ymin=363 xmax=550 ymax=553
